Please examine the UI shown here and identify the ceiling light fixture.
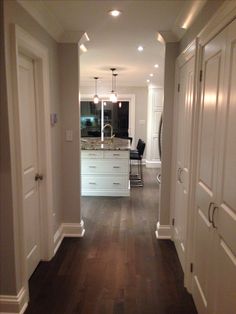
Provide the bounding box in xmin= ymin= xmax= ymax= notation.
xmin=154 ymin=64 xmax=159 ymax=68
xmin=138 ymin=46 xmax=144 ymax=52
xmin=146 ymin=79 xmax=150 ymax=83
xmin=150 ymin=73 xmax=154 ymax=77
xmin=80 ymin=44 xmax=87 ymax=53
xmin=109 ymin=9 xmax=121 ymax=17
xmin=93 ymin=77 xmax=99 ymax=104
xmin=110 ymin=68 xmax=118 ymax=103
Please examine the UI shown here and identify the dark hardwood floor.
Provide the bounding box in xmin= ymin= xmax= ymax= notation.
xmin=25 ymin=168 xmax=197 ymax=314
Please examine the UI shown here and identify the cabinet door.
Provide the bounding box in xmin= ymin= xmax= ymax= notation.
xmin=213 ymin=19 xmax=236 ymax=314
xmin=173 ymin=56 xmax=195 ymax=270
xmin=193 ymin=29 xmax=227 ymax=314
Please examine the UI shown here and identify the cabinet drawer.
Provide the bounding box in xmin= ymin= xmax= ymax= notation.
xmin=81 ymin=150 xmax=103 ymax=159
xmin=104 ymin=150 xmax=129 ymax=159
xmin=82 ymin=175 xmax=129 ymax=190
xmin=81 ymin=160 xmax=129 ymax=174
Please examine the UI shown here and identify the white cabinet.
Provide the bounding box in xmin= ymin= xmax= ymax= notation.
xmin=193 ymin=19 xmax=236 ymax=314
xmin=81 ymin=150 xmax=130 ymax=196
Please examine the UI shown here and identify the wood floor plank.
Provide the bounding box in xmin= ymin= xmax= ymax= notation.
xmin=25 ymin=168 xmax=197 ymax=314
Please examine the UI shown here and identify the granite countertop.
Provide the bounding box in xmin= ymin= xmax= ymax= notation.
xmin=81 ymin=137 xmax=131 ymax=151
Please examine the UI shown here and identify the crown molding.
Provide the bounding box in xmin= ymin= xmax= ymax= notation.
xmin=17 ymin=0 xmax=85 ymax=43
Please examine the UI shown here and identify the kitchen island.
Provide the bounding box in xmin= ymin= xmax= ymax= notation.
xmin=81 ymin=137 xmax=130 ymax=196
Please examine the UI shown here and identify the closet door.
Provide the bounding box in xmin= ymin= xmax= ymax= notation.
xmin=173 ymin=55 xmax=195 ymax=270
xmin=213 ymin=19 xmax=236 ymax=314
xmin=192 ymin=29 xmax=227 ymax=314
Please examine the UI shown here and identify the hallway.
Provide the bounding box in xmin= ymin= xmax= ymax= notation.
xmin=25 ymin=168 xmax=197 ymax=314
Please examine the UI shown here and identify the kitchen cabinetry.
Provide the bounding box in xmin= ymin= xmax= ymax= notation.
xmin=193 ymin=19 xmax=236 ymax=314
xmin=81 ymin=150 xmax=130 ymax=196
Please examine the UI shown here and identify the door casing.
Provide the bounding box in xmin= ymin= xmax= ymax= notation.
xmin=9 ymin=24 xmax=54 ymax=297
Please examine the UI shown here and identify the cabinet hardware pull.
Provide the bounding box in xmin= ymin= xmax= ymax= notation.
xmin=208 ymin=202 xmax=214 ymax=223
xmin=89 ymin=166 xmax=96 ymax=168
xmin=89 ymin=182 xmax=96 ymax=185
xmin=113 ymin=154 xmax=120 ymax=156
xmin=113 ymin=182 xmax=120 ymax=185
xmin=113 ymin=166 xmax=120 ymax=168
xmin=179 ymin=168 xmax=184 ymax=183
xmin=89 ymin=153 xmax=96 ymax=156
xmin=212 ymin=206 xmax=218 ymax=229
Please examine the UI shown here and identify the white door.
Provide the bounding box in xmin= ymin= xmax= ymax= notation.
xmin=192 ymin=29 xmax=227 ymax=314
xmin=173 ymin=56 xmax=195 ymax=270
xmin=213 ymin=19 xmax=236 ymax=314
xmin=18 ymin=54 xmax=41 ymax=279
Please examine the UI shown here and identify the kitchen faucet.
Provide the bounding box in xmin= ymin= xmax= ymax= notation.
xmin=102 ymin=123 xmax=114 ymax=139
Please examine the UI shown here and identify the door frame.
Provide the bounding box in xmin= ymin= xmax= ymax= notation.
xmin=170 ymin=39 xmax=198 ymax=283
xmin=10 ymin=24 xmax=54 ymax=293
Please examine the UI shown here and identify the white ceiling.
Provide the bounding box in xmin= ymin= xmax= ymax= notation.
xmin=21 ymin=0 xmax=207 ymax=88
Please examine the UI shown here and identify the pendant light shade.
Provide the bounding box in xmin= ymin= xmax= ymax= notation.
xmin=93 ymin=77 xmax=99 ymax=104
xmin=110 ymin=68 xmax=118 ymax=103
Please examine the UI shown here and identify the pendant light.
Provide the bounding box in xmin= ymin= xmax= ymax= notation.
xmin=110 ymin=68 xmax=118 ymax=103
xmin=93 ymin=77 xmax=99 ymax=104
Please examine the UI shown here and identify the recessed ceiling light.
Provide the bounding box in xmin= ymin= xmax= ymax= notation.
xmin=154 ymin=64 xmax=159 ymax=68
xmin=146 ymin=79 xmax=150 ymax=83
xmin=150 ymin=73 xmax=154 ymax=77
xmin=109 ymin=10 xmax=121 ymax=17
xmin=138 ymin=46 xmax=144 ymax=52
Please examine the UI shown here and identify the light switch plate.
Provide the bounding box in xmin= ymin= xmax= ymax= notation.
xmin=66 ymin=129 xmax=73 ymax=141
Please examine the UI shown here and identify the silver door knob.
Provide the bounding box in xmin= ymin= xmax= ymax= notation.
xmin=35 ymin=174 xmax=43 ymax=181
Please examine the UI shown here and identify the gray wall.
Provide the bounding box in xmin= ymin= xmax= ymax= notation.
xmin=59 ymin=44 xmax=81 ymax=222
xmin=0 ymin=0 xmax=17 ymax=295
xmin=2 ymin=0 xmax=62 ymax=294
xmin=80 ymin=86 xmax=148 ymax=156
xmin=159 ymin=42 xmax=179 ymax=225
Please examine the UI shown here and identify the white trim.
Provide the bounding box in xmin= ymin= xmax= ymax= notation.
xmin=53 ymin=221 xmax=85 ymax=254
xmin=17 ymin=0 xmax=64 ymax=42
xmin=17 ymin=0 xmax=84 ymax=43
xmin=7 ymin=24 xmax=54 ymax=302
xmin=145 ymin=160 xmax=161 ymax=168
xmin=81 ymin=94 xmax=136 ymax=149
xmin=155 ymin=222 xmax=171 ymax=239
xmin=0 ymin=288 xmax=28 ymax=314
xmin=170 ymin=39 xmax=198 ymax=290
xmin=198 ymin=1 xmax=236 ymax=46
xmin=13 ymin=25 xmax=55 ymax=260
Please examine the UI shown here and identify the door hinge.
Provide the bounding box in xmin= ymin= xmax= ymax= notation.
xmin=172 ymin=218 xmax=175 ymax=226
xmin=200 ymin=70 xmax=203 ymax=82
xmin=177 ymin=83 xmax=180 ymax=92
xmin=190 ymin=263 xmax=193 ymax=273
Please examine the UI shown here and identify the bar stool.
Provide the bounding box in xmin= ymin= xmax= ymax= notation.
xmin=130 ymin=139 xmax=146 ymax=187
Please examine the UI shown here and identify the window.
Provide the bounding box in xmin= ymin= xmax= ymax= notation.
xmin=81 ymin=100 xmax=129 ymax=138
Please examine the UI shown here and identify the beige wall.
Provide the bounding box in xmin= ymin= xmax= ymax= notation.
xmin=2 ymin=0 xmax=62 ymax=294
xmin=80 ymin=86 xmax=148 ymax=156
xmin=0 ymin=1 xmax=17 ymax=295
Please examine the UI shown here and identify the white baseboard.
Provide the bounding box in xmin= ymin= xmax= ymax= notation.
xmin=155 ymin=222 xmax=172 ymax=239
xmin=130 ymin=159 xmax=146 ymax=165
xmin=145 ymin=160 xmax=161 ymax=168
xmin=0 ymin=287 xmax=28 ymax=314
xmin=54 ymin=220 xmax=85 ymax=254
